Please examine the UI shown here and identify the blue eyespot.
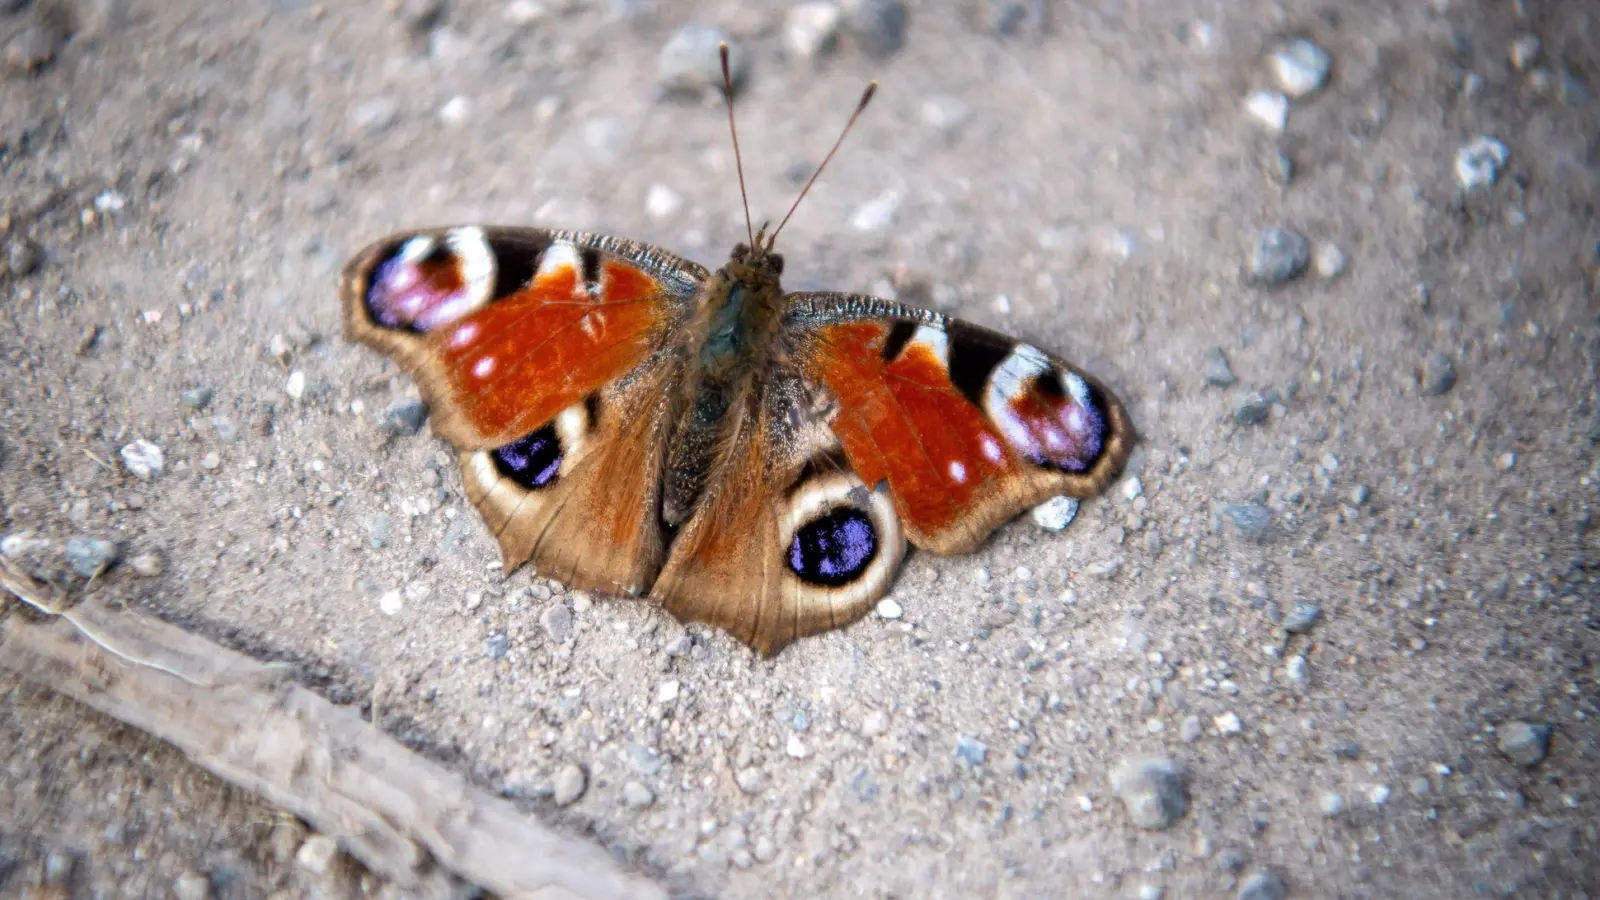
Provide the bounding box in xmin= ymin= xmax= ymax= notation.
xmin=787 ymin=508 xmax=878 ymax=586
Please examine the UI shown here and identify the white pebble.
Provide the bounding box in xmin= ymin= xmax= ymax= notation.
xmin=850 ymin=188 xmax=903 ymax=232
xmin=285 ymin=370 xmax=307 ymax=400
xmin=120 ymin=440 xmax=166 ymax=480
xmin=646 ymin=183 xmax=682 ymax=219
xmin=1455 ymin=136 xmax=1509 ymax=190
xmin=1320 ymin=791 xmax=1346 ymax=817
xmin=1120 ymin=476 xmax=1144 ymax=501
xmin=875 ymin=597 xmax=903 ymax=619
xmin=656 ymin=680 xmax=680 ymax=704
xmin=1313 ymin=243 xmax=1347 ymax=278
xmin=439 ymin=95 xmax=472 ymax=126
xmin=1245 ymin=90 xmax=1289 ymax=132
xmin=1269 ymin=38 xmax=1332 ymax=98
xmin=784 ymin=1 xmax=842 ymax=59
xmin=1368 ymin=784 xmax=1391 ymax=806
xmin=1031 ymin=496 xmax=1080 ymax=531
xmin=785 ymin=734 xmax=809 ymax=759
xmin=378 ymin=589 xmax=403 ymax=616
xmin=1494 ymin=452 xmax=1516 ymax=472
xmin=1213 ymin=712 xmax=1242 ymax=736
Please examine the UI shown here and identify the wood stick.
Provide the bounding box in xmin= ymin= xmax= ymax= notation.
xmin=0 ymin=561 xmax=666 ymax=900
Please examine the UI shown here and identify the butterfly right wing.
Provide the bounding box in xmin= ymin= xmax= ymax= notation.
xmin=342 ymin=226 xmax=707 ymax=594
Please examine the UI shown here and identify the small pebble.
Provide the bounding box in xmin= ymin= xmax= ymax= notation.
xmin=1497 ymin=721 xmax=1552 ymax=767
xmin=736 ymin=767 xmax=766 ymax=794
xmin=378 ymin=401 xmax=429 ymax=436
xmin=1110 ymin=757 xmax=1189 ymax=830
xmin=1330 ymin=741 xmax=1361 ymax=760
xmin=484 ymin=632 xmax=509 ymax=660
xmin=1234 ymin=392 xmax=1270 ymax=426
xmin=200 ymin=451 xmax=221 ymax=471
xmin=285 ymin=370 xmax=307 ymax=401
xmin=1204 ymin=347 xmax=1236 ymax=387
xmin=552 ymin=763 xmax=587 ymax=806
xmin=1244 ymin=89 xmax=1289 ymax=132
xmin=172 ymin=871 xmax=210 ymax=900
xmin=1319 ymin=791 xmax=1345 ymax=817
xmin=439 ymin=95 xmax=471 ymax=127
xmin=1247 ymin=227 xmax=1310 ymax=284
xmin=6 ymin=238 xmax=42 ymax=276
xmin=129 ymin=552 xmax=165 ymax=577
xmin=954 ymin=735 xmax=987 ymax=767
xmin=622 ymin=781 xmax=655 ymax=809
xmin=63 ymin=538 xmax=118 ymax=578
xmin=1214 ymin=712 xmax=1243 ymax=736
xmin=541 ymin=603 xmax=574 ymax=642
xmin=785 ymin=1 xmax=842 ymax=59
xmin=1419 ymin=354 xmax=1456 ymax=396
xmin=1180 ymin=716 xmax=1203 ymax=742
xmin=1224 ymin=503 xmax=1272 ymax=540
xmin=657 ymin=24 xmax=745 ymax=99
xmin=875 ymin=597 xmax=903 ymax=619
xmin=1493 ymin=452 xmax=1516 ymax=472
xmin=1508 ymin=34 xmax=1541 ymax=72
xmin=120 ymin=440 xmax=166 ymax=480
xmin=860 ymin=710 xmax=888 ymax=737
xmin=1237 ymin=869 xmax=1287 ymax=900
xmin=1312 ymin=243 xmax=1346 ymax=278
xmin=1269 ymin=38 xmax=1331 ymax=98
xmin=851 ymin=188 xmax=903 ymax=232
xmin=1455 ymin=137 xmax=1509 ymax=190
xmin=645 ymin=183 xmax=682 ymax=220
xmin=920 ymin=94 xmax=970 ymax=136
xmin=368 ymin=514 xmax=394 ymax=548
xmin=657 ymin=680 xmax=680 ymax=704
xmin=786 ymin=734 xmax=810 ymax=759
xmin=627 ymin=745 xmax=666 ymax=776
xmin=841 ymin=0 xmax=908 ymax=57
xmin=753 ymin=835 xmax=778 ymax=863
xmin=1120 ymin=476 xmax=1143 ymax=501
xmin=352 ymin=97 xmax=400 ymax=134
xmin=295 ymin=834 xmax=340 ymax=875
xmin=180 ymin=387 xmax=215 ymax=410
xmin=377 ymin=589 xmax=403 ymax=616
xmin=1030 ymin=495 xmax=1080 ymax=531
xmin=1282 ymin=602 xmax=1321 ymax=633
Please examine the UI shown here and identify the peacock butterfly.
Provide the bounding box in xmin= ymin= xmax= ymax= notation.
xmin=340 ymin=48 xmax=1132 ymax=655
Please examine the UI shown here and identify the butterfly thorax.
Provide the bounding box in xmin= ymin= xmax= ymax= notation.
xmin=660 ymin=242 xmax=788 ymax=526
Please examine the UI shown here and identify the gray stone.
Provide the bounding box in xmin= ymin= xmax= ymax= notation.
xmin=552 ymin=763 xmax=587 ymax=806
xmin=368 ymin=514 xmax=394 ymax=549
xmin=1111 ymin=757 xmax=1188 ymax=830
xmin=622 ymin=781 xmax=655 ymax=809
xmin=1237 ymin=869 xmax=1287 ymax=900
xmin=1204 ymin=347 xmax=1236 ymax=387
xmin=1234 ymin=392 xmax=1269 ymax=426
xmin=484 ymin=632 xmax=509 ymax=660
xmin=180 ymin=387 xmax=214 ymax=410
xmin=172 ymin=870 xmax=211 ymax=900
xmin=954 ymin=735 xmax=987 ymax=767
xmin=627 ymin=744 xmax=666 ymax=776
xmin=1224 ymin=503 xmax=1271 ymax=540
xmin=1455 ymin=137 xmax=1509 ymax=190
xmin=1247 ymin=227 xmax=1309 ymax=285
xmin=352 ymin=97 xmax=400 ymax=134
xmin=64 ymin=538 xmax=118 ymax=578
xmin=1282 ymin=602 xmax=1321 ymax=633
xmin=657 ymin=24 xmax=745 ymax=99
xmin=378 ymin=401 xmax=429 ymax=436
xmin=841 ymin=0 xmax=907 ymax=57
xmin=541 ymin=603 xmax=573 ymax=643
xmin=1420 ymin=354 xmax=1456 ymax=396
xmin=1497 ymin=721 xmax=1552 ymax=767
xmin=6 ymin=238 xmax=42 ymax=276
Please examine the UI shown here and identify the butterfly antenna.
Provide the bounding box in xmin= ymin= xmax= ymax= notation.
xmin=767 ymin=80 xmax=878 ymax=252
xmin=720 ymin=43 xmax=757 ymax=250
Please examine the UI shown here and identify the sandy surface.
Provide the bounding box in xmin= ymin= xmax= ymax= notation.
xmin=2 ymin=0 xmax=1598 ymax=897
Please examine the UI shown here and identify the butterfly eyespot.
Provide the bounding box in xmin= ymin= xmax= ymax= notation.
xmin=491 ymin=424 xmax=563 ymax=489
xmin=787 ymin=507 xmax=879 ymax=587
xmin=363 ymin=228 xmax=495 ymax=333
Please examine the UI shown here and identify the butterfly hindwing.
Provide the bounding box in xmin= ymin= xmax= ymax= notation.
xmin=784 ymin=292 xmax=1133 ymax=554
xmin=342 ymin=226 xmax=707 ymax=593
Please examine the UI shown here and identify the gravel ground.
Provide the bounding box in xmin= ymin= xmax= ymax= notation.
xmin=2 ymin=0 xmax=1598 ymax=897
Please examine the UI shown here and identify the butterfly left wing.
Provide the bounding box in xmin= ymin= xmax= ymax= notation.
xmin=342 ymin=226 xmax=708 ymax=595
xmin=782 ymin=292 xmax=1133 ymax=554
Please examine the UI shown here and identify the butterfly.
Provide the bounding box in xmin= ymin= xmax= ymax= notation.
xmin=340 ymin=50 xmax=1132 ymax=655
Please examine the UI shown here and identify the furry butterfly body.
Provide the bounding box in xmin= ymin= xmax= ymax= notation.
xmin=342 ymin=224 xmax=1131 ymax=654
